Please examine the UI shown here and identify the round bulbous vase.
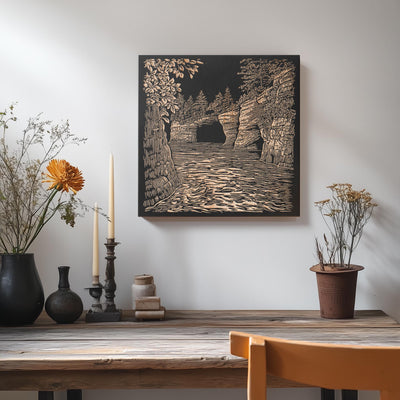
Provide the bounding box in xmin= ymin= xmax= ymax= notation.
xmin=0 ymin=253 xmax=44 ymax=325
xmin=45 ymin=266 xmax=83 ymax=324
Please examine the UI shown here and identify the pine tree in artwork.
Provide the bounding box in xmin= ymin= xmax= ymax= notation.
xmin=238 ymin=58 xmax=269 ymax=99
xmin=193 ymin=90 xmax=208 ymax=119
xmin=222 ymin=87 xmax=234 ymax=112
xmin=208 ymin=92 xmax=224 ymax=114
xmin=184 ymin=95 xmax=195 ymax=121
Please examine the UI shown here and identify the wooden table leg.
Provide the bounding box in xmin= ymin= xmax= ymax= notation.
xmin=67 ymin=389 xmax=82 ymax=400
xmin=342 ymin=390 xmax=358 ymax=400
xmin=38 ymin=392 xmax=54 ymax=400
xmin=321 ymin=388 xmax=335 ymax=400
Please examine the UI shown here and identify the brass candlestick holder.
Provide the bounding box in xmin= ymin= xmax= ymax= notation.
xmin=85 ymin=238 xmax=122 ymax=322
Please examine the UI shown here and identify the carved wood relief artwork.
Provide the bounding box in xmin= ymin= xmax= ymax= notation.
xmin=138 ymin=55 xmax=300 ymax=217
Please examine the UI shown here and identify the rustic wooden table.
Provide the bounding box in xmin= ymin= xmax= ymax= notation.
xmin=0 ymin=310 xmax=399 ymax=399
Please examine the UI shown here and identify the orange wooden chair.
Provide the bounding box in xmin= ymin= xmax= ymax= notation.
xmin=230 ymin=331 xmax=400 ymax=400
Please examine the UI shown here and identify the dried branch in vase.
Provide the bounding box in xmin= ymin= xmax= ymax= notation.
xmin=0 ymin=104 xmax=87 ymax=254
xmin=314 ymin=183 xmax=377 ymax=269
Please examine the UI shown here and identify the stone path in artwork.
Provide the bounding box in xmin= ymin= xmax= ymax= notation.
xmin=146 ymin=142 xmax=294 ymax=215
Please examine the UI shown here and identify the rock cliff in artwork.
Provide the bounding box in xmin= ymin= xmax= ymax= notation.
xmin=169 ymin=64 xmax=296 ymax=168
xmin=234 ymin=98 xmax=262 ymax=151
xmin=217 ymin=110 xmax=240 ymax=147
xmin=142 ymin=106 xmax=180 ymax=208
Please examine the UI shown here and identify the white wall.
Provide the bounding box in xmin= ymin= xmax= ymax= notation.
xmin=1 ymin=0 xmax=399 ymax=399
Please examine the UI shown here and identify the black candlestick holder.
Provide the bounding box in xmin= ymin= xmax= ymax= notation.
xmin=85 ymin=238 xmax=122 ymax=322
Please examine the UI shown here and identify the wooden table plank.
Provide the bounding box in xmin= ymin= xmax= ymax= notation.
xmin=0 ymin=310 xmax=398 ymax=391
xmin=0 ymin=328 xmax=399 ymax=372
xmin=0 ymin=368 xmax=308 ymax=391
xmin=29 ymin=309 xmax=398 ymax=328
xmin=1 ymin=326 xmax=399 ymax=341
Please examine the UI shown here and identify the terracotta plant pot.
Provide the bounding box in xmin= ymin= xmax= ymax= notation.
xmin=310 ymin=264 xmax=364 ymax=319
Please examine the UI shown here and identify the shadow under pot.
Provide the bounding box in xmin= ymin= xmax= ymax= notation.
xmin=45 ymin=266 xmax=83 ymax=324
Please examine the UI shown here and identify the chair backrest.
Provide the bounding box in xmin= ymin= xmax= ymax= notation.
xmin=230 ymin=331 xmax=400 ymax=400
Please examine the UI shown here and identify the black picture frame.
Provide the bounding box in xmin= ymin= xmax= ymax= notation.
xmin=139 ymin=55 xmax=300 ymax=217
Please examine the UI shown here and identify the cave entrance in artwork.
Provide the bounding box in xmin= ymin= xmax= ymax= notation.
xmin=250 ymin=137 xmax=264 ymax=157
xmin=196 ymin=122 xmax=225 ymax=143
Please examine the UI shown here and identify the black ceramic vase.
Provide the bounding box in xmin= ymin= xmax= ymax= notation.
xmin=0 ymin=253 xmax=44 ymax=325
xmin=45 ymin=266 xmax=83 ymax=324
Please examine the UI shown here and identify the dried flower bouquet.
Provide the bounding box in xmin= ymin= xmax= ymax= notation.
xmin=315 ymin=183 xmax=377 ymax=270
xmin=0 ymin=104 xmax=86 ymax=254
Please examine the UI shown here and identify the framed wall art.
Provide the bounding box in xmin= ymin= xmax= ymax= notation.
xmin=138 ymin=55 xmax=300 ymax=217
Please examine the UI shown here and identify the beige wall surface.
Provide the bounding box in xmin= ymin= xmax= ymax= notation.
xmin=1 ymin=0 xmax=399 ymax=399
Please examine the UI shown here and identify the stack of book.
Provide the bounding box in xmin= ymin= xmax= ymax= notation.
xmin=134 ymin=296 xmax=165 ymax=320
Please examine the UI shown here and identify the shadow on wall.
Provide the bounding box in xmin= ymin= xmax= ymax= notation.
xmin=139 ymin=219 xmax=195 ymax=309
xmin=364 ymin=204 xmax=400 ymax=322
xmin=299 ymin=64 xmax=310 ymax=226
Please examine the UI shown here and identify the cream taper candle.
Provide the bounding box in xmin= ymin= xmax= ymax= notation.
xmin=108 ymin=154 xmax=115 ymax=239
xmin=92 ymin=202 xmax=99 ymax=284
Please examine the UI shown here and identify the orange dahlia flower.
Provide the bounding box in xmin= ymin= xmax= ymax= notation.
xmin=43 ymin=159 xmax=84 ymax=194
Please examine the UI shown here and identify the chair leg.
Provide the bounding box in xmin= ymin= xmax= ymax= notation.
xmin=342 ymin=390 xmax=357 ymax=400
xmin=38 ymin=392 xmax=54 ymax=400
xmin=67 ymin=389 xmax=83 ymax=400
xmin=321 ymin=388 xmax=335 ymax=400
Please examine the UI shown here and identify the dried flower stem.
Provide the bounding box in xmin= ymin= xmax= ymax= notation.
xmin=315 ymin=183 xmax=377 ymax=268
xmin=0 ymin=104 xmax=86 ymax=254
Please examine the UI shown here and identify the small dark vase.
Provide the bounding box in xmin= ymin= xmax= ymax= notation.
xmin=45 ymin=266 xmax=83 ymax=324
xmin=0 ymin=253 xmax=44 ymax=325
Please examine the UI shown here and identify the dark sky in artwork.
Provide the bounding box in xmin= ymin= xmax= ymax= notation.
xmin=177 ymin=56 xmax=243 ymax=103
xmin=139 ymin=55 xmax=298 ymax=106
